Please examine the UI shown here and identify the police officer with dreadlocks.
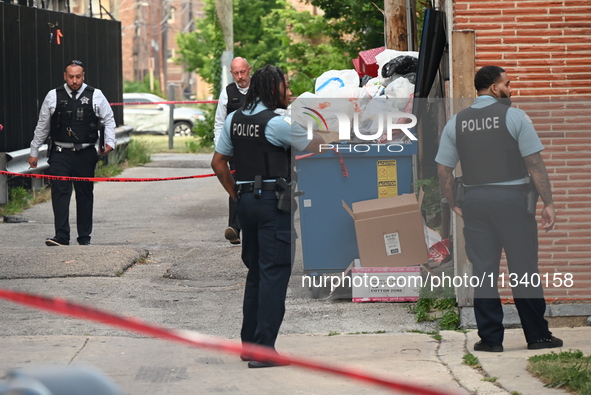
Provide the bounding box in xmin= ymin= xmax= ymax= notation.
xmin=28 ymin=60 xmax=116 ymax=247
xmin=212 ymin=65 xmax=323 ymax=368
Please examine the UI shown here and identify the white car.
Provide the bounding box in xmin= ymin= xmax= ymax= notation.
xmin=123 ymin=93 xmax=205 ymax=136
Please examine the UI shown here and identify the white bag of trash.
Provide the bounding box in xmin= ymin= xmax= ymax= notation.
xmin=384 ymin=77 xmax=415 ymax=101
xmin=315 ymin=69 xmax=360 ymax=95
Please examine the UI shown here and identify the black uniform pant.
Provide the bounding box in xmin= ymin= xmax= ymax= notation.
xmin=48 ymin=146 xmax=98 ymax=244
xmin=238 ymin=191 xmax=293 ymax=349
xmin=463 ymin=186 xmax=551 ymax=346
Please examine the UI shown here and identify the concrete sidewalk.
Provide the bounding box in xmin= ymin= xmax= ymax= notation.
xmin=1 ymin=153 xmax=589 ymax=394
xmin=0 ymin=327 xmax=588 ymax=394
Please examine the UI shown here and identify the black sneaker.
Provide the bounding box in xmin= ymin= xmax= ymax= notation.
xmin=79 ymin=240 xmax=92 ymax=246
xmin=528 ymin=336 xmax=563 ymax=350
xmin=474 ymin=340 xmax=503 ymax=352
xmin=45 ymin=237 xmax=69 ymax=247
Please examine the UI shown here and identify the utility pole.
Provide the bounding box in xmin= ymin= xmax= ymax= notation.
xmin=215 ymin=0 xmax=233 ymax=89
xmin=162 ymin=0 xmax=169 ymax=91
xmin=384 ymin=0 xmax=408 ymax=50
xmin=133 ymin=0 xmax=142 ymax=81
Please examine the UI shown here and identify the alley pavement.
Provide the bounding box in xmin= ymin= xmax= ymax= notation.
xmin=0 ymin=152 xmax=589 ymax=394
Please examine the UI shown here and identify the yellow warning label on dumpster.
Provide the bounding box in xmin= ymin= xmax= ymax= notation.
xmin=377 ymin=160 xmax=398 ymax=198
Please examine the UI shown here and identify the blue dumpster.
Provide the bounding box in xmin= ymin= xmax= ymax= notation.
xmin=296 ymin=142 xmax=417 ymax=275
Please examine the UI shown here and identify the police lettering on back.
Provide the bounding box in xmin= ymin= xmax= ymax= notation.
xmin=232 ymin=122 xmax=259 ymax=138
xmin=461 ymin=116 xmax=500 ymax=133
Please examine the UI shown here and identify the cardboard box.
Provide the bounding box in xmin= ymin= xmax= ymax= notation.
xmin=343 ymin=193 xmax=428 ymax=267
xmin=350 ymin=260 xmax=420 ymax=302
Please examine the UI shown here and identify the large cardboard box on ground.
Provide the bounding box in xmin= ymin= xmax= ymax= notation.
xmin=343 ymin=193 xmax=428 ymax=267
xmin=349 ymin=260 xmax=421 ymax=302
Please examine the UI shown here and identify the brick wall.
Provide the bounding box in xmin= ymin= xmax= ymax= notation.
xmin=453 ymin=0 xmax=591 ymax=300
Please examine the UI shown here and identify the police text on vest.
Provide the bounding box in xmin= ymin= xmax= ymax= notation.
xmin=461 ymin=116 xmax=499 ymax=133
xmin=233 ymin=123 xmax=259 ymax=137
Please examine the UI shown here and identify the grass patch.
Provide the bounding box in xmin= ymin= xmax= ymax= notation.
xmin=126 ymin=138 xmax=152 ymax=166
xmin=0 ymin=187 xmax=51 ymax=216
xmin=137 ymin=257 xmax=149 ymax=264
xmin=95 ymin=160 xmax=123 ymax=178
xmin=463 ymin=353 xmax=480 ymax=367
xmin=94 ymin=138 xmax=152 ymax=178
xmin=346 ymin=330 xmax=387 ymax=335
xmin=408 ymin=275 xmax=460 ymax=330
xmin=528 ymin=350 xmax=591 ymax=394
xmin=131 ymin=134 xmax=213 ymax=154
xmin=328 ymin=331 xmax=340 ymax=336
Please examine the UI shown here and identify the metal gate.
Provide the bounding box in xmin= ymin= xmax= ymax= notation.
xmin=0 ymin=2 xmax=123 ymax=152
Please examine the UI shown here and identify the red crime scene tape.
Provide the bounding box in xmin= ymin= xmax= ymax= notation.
xmin=0 ymin=170 xmax=217 ymax=183
xmin=0 ymin=288 xmax=454 ymax=395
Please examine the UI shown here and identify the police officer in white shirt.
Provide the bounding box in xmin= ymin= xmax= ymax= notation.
xmin=28 ymin=60 xmax=116 ymax=247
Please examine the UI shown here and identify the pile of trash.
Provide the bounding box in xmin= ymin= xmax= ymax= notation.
xmin=292 ymin=49 xmax=419 ymax=144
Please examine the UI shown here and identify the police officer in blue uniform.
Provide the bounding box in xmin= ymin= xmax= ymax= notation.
xmin=436 ymin=65 xmax=562 ymax=352
xmin=212 ymin=65 xmax=323 ymax=368
xmin=28 ymin=60 xmax=116 ymax=246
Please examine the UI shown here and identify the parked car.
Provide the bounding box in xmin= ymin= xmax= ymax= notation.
xmin=123 ymin=93 xmax=205 ymax=136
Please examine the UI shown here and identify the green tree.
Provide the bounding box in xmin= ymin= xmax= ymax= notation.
xmin=232 ymin=0 xmax=290 ymax=69
xmin=308 ymin=0 xmax=433 ymax=54
xmin=176 ymin=0 xmax=351 ymax=96
xmin=305 ymin=0 xmax=385 ymax=56
xmin=123 ymin=75 xmax=164 ymax=98
xmin=266 ymin=7 xmax=351 ymax=94
xmin=176 ymin=0 xmax=350 ymax=147
xmin=176 ymin=0 xmax=290 ymax=95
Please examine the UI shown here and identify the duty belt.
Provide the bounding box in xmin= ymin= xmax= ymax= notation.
xmin=237 ymin=182 xmax=277 ymax=194
xmin=54 ymin=143 xmax=92 ymax=152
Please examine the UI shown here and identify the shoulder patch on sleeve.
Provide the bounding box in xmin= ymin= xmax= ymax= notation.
xmin=283 ymin=116 xmax=292 ymax=125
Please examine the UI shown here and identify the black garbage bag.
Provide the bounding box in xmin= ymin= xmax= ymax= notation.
xmin=381 ymin=56 xmax=418 ymax=78
xmin=403 ymin=72 xmax=416 ymax=85
xmin=360 ymin=74 xmax=373 ymax=87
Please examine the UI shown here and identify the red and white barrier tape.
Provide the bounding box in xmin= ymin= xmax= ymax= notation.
xmin=0 ymin=170 xmax=217 ymax=183
xmin=0 ymin=288 xmax=453 ymax=395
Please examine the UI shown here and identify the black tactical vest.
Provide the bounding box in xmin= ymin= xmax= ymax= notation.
xmin=50 ymin=86 xmax=100 ymax=143
xmin=226 ymin=83 xmax=246 ymax=114
xmin=456 ymin=102 xmax=527 ymax=185
xmin=230 ymin=109 xmax=290 ymax=181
